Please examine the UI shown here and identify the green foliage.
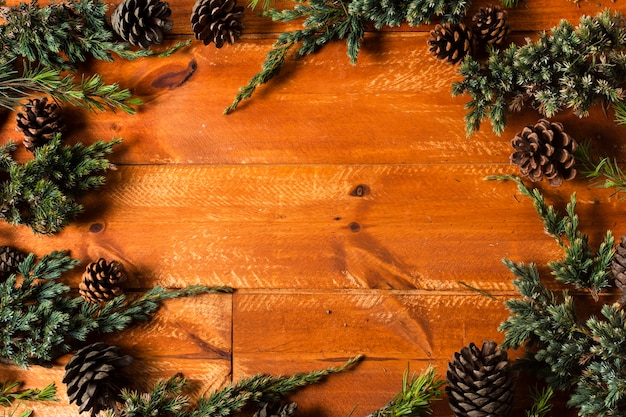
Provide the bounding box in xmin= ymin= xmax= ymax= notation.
xmin=0 ymin=381 xmax=56 ymax=406
xmin=367 ymin=365 xmax=444 ymax=417
xmin=492 ymin=176 xmax=626 ymax=416
xmin=453 ymin=9 xmax=626 ymax=135
xmin=226 ymin=0 xmax=470 ymax=113
xmin=576 ymin=141 xmax=626 ymax=200
xmin=0 ymin=0 xmax=166 ymax=69
xmin=0 ymin=134 xmax=120 ymax=234
xmin=100 ymin=356 xmax=363 ymax=417
xmin=525 ymin=386 xmax=553 ymax=417
xmin=488 ymin=174 xmax=614 ymax=297
xmin=0 ymin=250 xmax=232 ymax=367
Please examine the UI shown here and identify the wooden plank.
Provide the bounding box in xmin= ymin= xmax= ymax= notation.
xmin=0 ymin=294 xmax=232 ymax=416
xmin=2 ymin=33 xmax=622 ymax=166
xmin=1 ymin=164 xmax=623 ymax=290
xmin=232 ymin=290 xmax=588 ymax=416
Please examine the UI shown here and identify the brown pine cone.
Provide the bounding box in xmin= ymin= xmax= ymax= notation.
xmin=15 ymin=97 xmax=64 ymax=152
xmin=472 ymin=5 xmax=509 ymax=47
xmin=446 ymin=341 xmax=514 ymax=417
xmin=79 ymin=258 xmax=128 ymax=304
xmin=0 ymin=245 xmax=26 ymax=281
xmin=111 ymin=0 xmax=173 ymax=47
xmin=510 ymin=119 xmax=577 ymax=186
xmin=428 ymin=23 xmax=473 ymax=64
xmin=255 ymin=402 xmax=298 ymax=417
xmin=612 ymin=236 xmax=626 ymax=307
xmin=191 ymin=0 xmax=244 ymax=48
xmin=63 ymin=342 xmax=133 ymax=416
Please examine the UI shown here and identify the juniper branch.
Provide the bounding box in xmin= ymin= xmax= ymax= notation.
xmin=0 ymin=135 xmax=120 ymax=234
xmin=0 ymin=250 xmax=232 ymax=367
xmin=453 ymin=9 xmax=626 ymax=135
xmin=494 ymin=178 xmax=626 ymax=415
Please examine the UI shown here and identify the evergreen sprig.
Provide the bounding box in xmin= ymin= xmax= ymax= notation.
xmin=0 ymin=61 xmax=141 ymax=114
xmin=0 ymin=381 xmax=56 ymax=406
xmin=525 ymin=386 xmax=553 ymax=417
xmin=226 ymin=0 xmax=471 ymax=113
xmin=366 ymin=365 xmax=444 ymax=417
xmin=492 ymin=176 xmax=626 ymax=416
xmin=100 ymin=356 xmax=363 ymax=417
xmin=453 ymin=9 xmax=626 ymax=135
xmin=0 ymin=250 xmax=232 ymax=367
xmin=488 ymin=174 xmax=614 ymax=298
xmin=577 ymin=140 xmax=626 ymax=199
xmin=0 ymin=134 xmax=120 ymax=234
xmin=0 ymin=0 xmax=170 ymax=70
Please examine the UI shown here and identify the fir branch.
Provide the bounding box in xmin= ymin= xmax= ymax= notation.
xmin=0 ymin=135 xmax=120 ymax=234
xmin=366 ymin=365 xmax=444 ymax=417
xmin=227 ymin=0 xmax=470 ymax=113
xmin=0 ymin=250 xmax=232 ymax=367
xmin=453 ymin=9 xmax=626 ymax=135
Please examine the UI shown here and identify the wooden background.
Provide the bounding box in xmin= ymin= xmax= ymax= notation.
xmin=3 ymin=0 xmax=626 ymax=415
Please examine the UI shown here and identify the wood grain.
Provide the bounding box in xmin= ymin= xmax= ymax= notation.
xmin=3 ymin=0 xmax=626 ymax=416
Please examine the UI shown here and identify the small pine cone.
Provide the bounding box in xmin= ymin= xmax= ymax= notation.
xmin=111 ymin=0 xmax=173 ymax=48
xmin=0 ymin=246 xmax=26 ymax=281
xmin=428 ymin=23 xmax=473 ymax=64
xmin=255 ymin=402 xmax=298 ymax=417
xmin=63 ymin=342 xmax=133 ymax=416
xmin=446 ymin=341 xmax=514 ymax=417
xmin=510 ymin=119 xmax=577 ymax=187
xmin=472 ymin=5 xmax=509 ymax=47
xmin=15 ymin=97 xmax=64 ymax=152
xmin=79 ymin=258 xmax=128 ymax=304
xmin=191 ymin=0 xmax=244 ymax=48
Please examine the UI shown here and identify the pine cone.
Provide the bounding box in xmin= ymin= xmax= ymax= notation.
xmin=0 ymin=246 xmax=26 ymax=281
xmin=111 ymin=0 xmax=173 ymax=48
xmin=15 ymin=97 xmax=64 ymax=152
xmin=510 ymin=119 xmax=577 ymax=186
xmin=612 ymin=236 xmax=626 ymax=307
xmin=79 ymin=258 xmax=128 ymax=304
xmin=191 ymin=0 xmax=244 ymax=48
xmin=428 ymin=23 xmax=473 ymax=64
xmin=472 ymin=5 xmax=509 ymax=47
xmin=446 ymin=341 xmax=514 ymax=417
xmin=63 ymin=342 xmax=133 ymax=416
xmin=255 ymin=402 xmax=298 ymax=417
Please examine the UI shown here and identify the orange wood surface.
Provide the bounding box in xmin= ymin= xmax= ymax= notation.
xmin=2 ymin=0 xmax=626 ymax=416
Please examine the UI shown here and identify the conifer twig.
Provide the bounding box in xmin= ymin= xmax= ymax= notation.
xmin=0 ymin=250 xmax=233 ymax=367
xmin=493 ymin=177 xmax=626 ymax=416
xmin=453 ymin=9 xmax=626 ymax=135
xmin=0 ymin=381 xmax=57 ymax=406
xmin=0 ymin=135 xmax=121 ymax=234
xmin=366 ymin=365 xmax=444 ymax=417
xmin=101 ymin=356 xmax=363 ymax=417
xmin=525 ymin=386 xmax=553 ymax=417
xmin=576 ymin=141 xmax=626 ymax=199
xmin=226 ymin=0 xmax=471 ymax=113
